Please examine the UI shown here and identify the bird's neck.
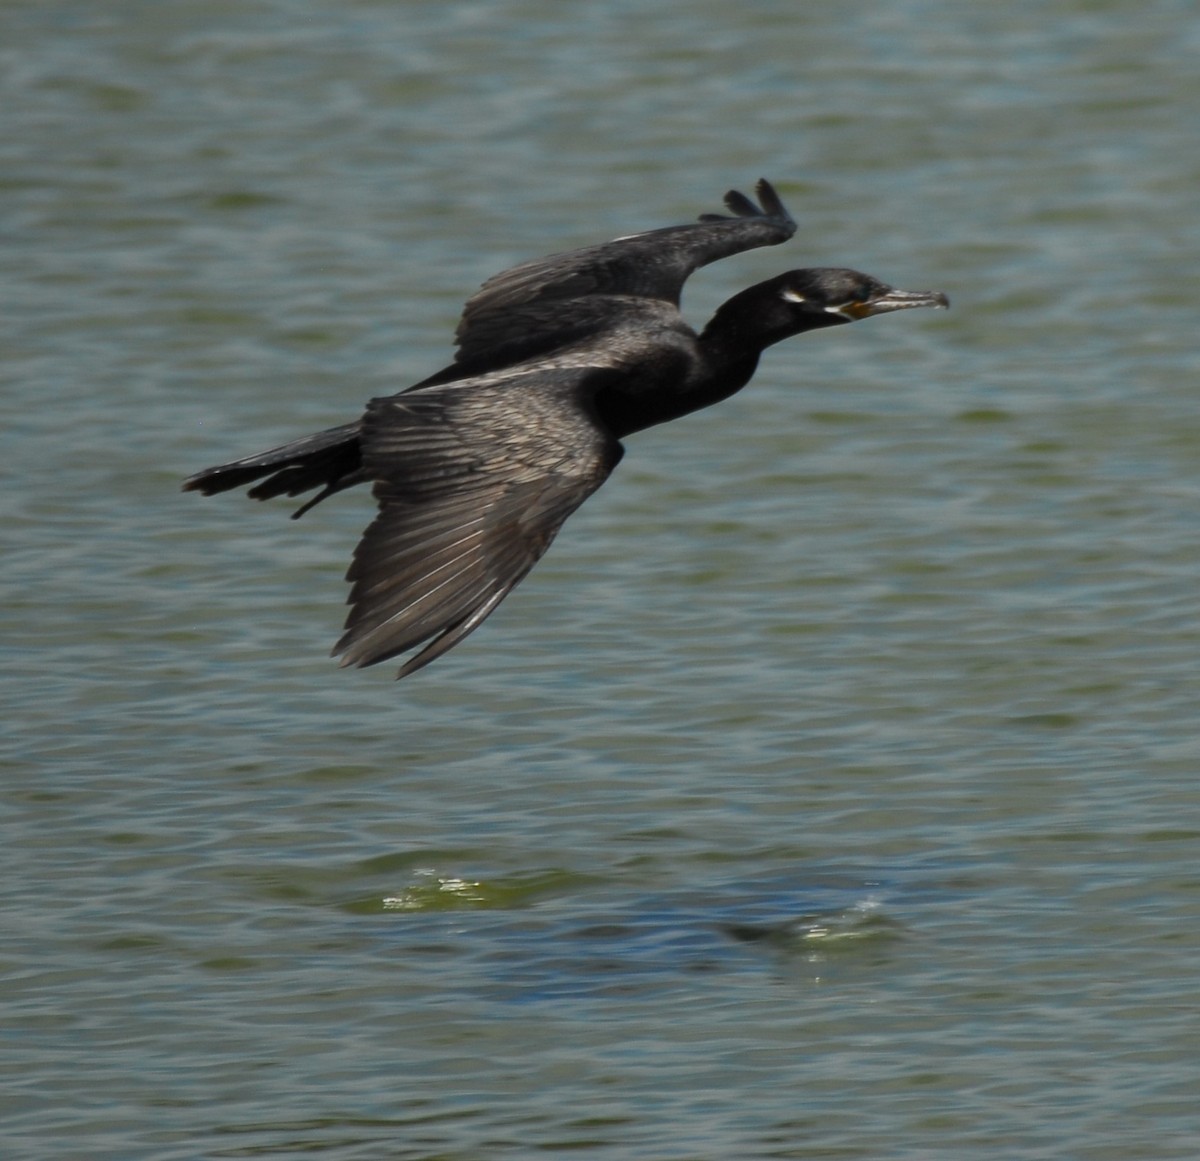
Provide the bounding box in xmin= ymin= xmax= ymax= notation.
xmin=696 ymin=316 xmax=769 ymax=386
xmin=596 ymin=336 xmax=762 ymax=438
xmin=685 ymin=325 xmax=764 ymax=410
xmin=699 ymin=281 xmax=811 ymax=357
xmin=594 ymin=293 xmax=804 ymax=439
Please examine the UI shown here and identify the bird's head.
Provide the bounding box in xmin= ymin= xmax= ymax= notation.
xmin=705 ymin=267 xmax=949 ymax=351
xmin=772 ymin=267 xmax=950 ymax=330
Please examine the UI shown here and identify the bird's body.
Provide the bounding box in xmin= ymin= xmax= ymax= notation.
xmin=185 ymin=180 xmax=947 ymax=678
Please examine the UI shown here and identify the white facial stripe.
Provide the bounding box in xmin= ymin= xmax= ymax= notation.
xmin=781 ymin=289 xmax=807 ymax=303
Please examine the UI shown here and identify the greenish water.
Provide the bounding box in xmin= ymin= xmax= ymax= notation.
xmin=4 ymin=1 xmax=1200 ymax=1157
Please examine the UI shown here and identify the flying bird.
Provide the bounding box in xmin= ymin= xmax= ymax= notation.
xmin=185 ymin=180 xmax=947 ymax=678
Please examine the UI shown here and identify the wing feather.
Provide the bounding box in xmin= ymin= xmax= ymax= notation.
xmin=333 ymin=368 xmax=624 ymax=677
xmin=442 ymin=179 xmax=795 ymax=375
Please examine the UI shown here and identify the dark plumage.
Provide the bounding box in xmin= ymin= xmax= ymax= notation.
xmin=185 ymin=180 xmax=947 ymax=678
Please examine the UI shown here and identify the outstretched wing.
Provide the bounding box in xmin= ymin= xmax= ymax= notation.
xmin=439 ymin=179 xmax=795 ymax=378
xmin=334 ymin=367 xmax=624 ymax=678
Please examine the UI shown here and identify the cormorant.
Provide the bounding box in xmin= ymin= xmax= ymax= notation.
xmin=184 ymin=180 xmax=948 ymax=678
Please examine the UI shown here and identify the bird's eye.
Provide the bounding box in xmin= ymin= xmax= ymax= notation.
xmin=781 ymin=289 xmax=807 ymax=304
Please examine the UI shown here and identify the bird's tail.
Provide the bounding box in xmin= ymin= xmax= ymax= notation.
xmin=183 ymin=421 xmax=365 ymax=519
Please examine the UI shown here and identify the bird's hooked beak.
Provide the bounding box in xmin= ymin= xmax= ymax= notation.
xmin=836 ymin=288 xmax=950 ymax=320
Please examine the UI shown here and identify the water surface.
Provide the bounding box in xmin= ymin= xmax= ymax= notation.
xmin=4 ymin=1 xmax=1200 ymax=1157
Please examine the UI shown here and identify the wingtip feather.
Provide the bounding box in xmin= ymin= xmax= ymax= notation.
xmin=722 ymin=188 xmax=761 ymax=217
xmin=753 ymin=178 xmax=789 ymax=220
xmin=699 ymin=179 xmax=793 ymax=226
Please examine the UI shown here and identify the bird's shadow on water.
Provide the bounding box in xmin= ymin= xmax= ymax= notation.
xmin=359 ymin=868 xmax=910 ymax=1000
